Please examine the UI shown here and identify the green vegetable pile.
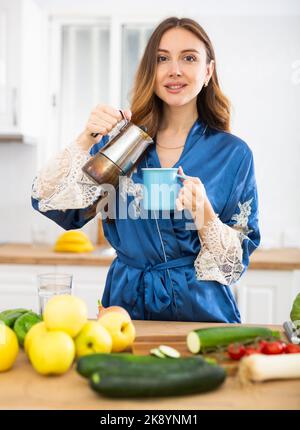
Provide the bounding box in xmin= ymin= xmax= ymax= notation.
xmin=76 ymin=353 xmax=226 ymax=398
xmin=290 ymin=293 xmax=300 ymax=328
xmin=0 ymin=308 xmax=42 ymax=346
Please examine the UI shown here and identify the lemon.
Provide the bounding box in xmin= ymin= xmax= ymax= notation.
xmin=54 ymin=230 xmax=94 ymax=253
xmin=54 ymin=243 xmax=94 ymax=252
xmin=56 ymin=230 xmax=90 ymax=244
xmin=0 ymin=324 xmax=19 ymax=372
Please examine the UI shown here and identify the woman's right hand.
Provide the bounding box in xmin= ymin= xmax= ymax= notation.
xmin=76 ymin=104 xmax=132 ymax=151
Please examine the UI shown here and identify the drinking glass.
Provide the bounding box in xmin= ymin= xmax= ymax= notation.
xmin=37 ymin=273 xmax=73 ymax=316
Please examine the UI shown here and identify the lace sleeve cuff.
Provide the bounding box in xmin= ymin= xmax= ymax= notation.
xmin=32 ymin=142 xmax=103 ymax=212
xmin=194 ymin=216 xmax=245 ymax=286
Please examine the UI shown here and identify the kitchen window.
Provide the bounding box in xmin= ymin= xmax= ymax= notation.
xmin=121 ymin=23 xmax=154 ymax=107
xmin=60 ymin=23 xmax=110 ymax=148
xmin=48 ymin=17 xmax=155 ymax=156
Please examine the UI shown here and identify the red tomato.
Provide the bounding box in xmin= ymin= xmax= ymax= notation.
xmin=281 ymin=342 xmax=288 ymax=353
xmin=227 ymin=343 xmax=246 ymax=360
xmin=261 ymin=341 xmax=286 ymax=355
xmin=257 ymin=340 xmax=268 ymax=352
xmin=285 ymin=343 xmax=300 ymax=354
xmin=244 ymin=346 xmax=261 ymax=356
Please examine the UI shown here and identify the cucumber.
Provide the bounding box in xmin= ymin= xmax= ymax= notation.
xmin=203 ymin=357 xmax=218 ymax=365
xmin=187 ymin=326 xmax=281 ymax=354
xmin=150 ymin=348 xmax=166 ymax=358
xmin=76 ymin=353 xmax=208 ymax=378
xmin=150 ymin=346 xmax=181 ymax=358
xmin=0 ymin=308 xmax=30 ymax=327
xmin=90 ymin=364 xmax=226 ymax=398
xmin=158 ymin=345 xmax=181 ymax=358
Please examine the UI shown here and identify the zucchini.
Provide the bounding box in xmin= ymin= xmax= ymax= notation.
xmin=150 ymin=348 xmax=166 ymax=358
xmin=77 ymin=353 xmax=207 ymax=378
xmin=187 ymin=326 xmax=281 ymax=354
xmin=90 ymin=364 xmax=226 ymax=398
xmin=203 ymin=357 xmax=218 ymax=365
xmin=0 ymin=308 xmax=29 ymax=327
xmin=158 ymin=345 xmax=181 ymax=358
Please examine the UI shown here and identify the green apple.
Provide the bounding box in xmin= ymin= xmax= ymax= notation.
xmin=28 ymin=330 xmax=75 ymax=375
xmin=98 ymin=312 xmax=136 ymax=352
xmin=43 ymin=295 xmax=88 ymax=338
xmin=74 ymin=321 xmax=112 ymax=358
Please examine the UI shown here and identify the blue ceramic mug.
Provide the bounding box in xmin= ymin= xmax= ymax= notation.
xmin=142 ymin=168 xmax=187 ymax=211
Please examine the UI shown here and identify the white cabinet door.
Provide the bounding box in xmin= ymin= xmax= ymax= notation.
xmin=237 ymin=270 xmax=296 ymax=324
xmin=0 ymin=0 xmax=20 ymax=131
xmin=0 ymin=264 xmax=110 ymax=319
xmin=0 ymin=264 xmax=55 ymax=313
xmin=1 ymin=264 xmax=299 ymax=323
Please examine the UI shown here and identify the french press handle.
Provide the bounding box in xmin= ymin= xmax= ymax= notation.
xmin=90 ymin=109 xmax=128 ymax=138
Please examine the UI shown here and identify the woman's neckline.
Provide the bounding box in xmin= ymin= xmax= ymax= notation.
xmin=152 ymin=118 xmax=203 ymax=169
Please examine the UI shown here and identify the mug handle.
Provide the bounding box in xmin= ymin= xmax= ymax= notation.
xmin=176 ymin=173 xmax=188 ymax=181
xmin=91 ymin=109 xmax=128 ymax=138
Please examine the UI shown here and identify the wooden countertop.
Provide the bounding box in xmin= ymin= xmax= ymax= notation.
xmin=0 ymin=243 xmax=115 ymax=266
xmin=0 ymin=243 xmax=300 ymax=270
xmin=0 ymin=320 xmax=299 ymax=410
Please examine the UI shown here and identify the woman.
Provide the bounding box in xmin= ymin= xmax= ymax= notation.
xmin=32 ymin=17 xmax=260 ymax=322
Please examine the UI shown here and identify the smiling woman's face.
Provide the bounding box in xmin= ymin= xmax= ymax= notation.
xmin=154 ymin=27 xmax=213 ymax=107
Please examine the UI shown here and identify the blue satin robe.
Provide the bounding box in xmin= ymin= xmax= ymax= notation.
xmin=32 ymin=119 xmax=260 ymax=322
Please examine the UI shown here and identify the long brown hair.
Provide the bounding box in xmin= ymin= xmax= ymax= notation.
xmin=130 ymin=17 xmax=231 ymax=135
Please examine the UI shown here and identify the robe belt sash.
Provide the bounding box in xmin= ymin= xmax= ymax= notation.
xmin=116 ymin=252 xmax=195 ymax=314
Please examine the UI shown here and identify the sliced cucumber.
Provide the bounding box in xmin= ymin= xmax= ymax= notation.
xmin=158 ymin=345 xmax=181 ymax=358
xmin=187 ymin=331 xmax=201 ymax=354
xmin=150 ymin=348 xmax=166 ymax=358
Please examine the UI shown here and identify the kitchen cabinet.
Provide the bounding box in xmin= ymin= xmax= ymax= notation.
xmin=0 ymin=264 xmax=109 ymax=318
xmin=1 ymin=244 xmax=300 ymax=324
xmin=0 ymin=0 xmax=43 ymax=139
xmin=237 ymin=269 xmax=300 ymax=324
xmin=0 ymin=0 xmax=20 ymax=131
xmin=1 ymin=263 xmax=298 ymax=324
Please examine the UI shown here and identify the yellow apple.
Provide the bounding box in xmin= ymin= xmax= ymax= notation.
xmin=98 ymin=312 xmax=136 ymax=352
xmin=74 ymin=321 xmax=112 ymax=358
xmin=28 ymin=330 xmax=75 ymax=375
xmin=43 ymin=294 xmax=88 ymax=338
xmin=0 ymin=325 xmax=19 ymax=372
xmin=24 ymin=321 xmax=48 ymax=355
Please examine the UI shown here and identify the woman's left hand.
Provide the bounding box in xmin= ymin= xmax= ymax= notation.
xmin=176 ymin=166 xmax=206 ymax=229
